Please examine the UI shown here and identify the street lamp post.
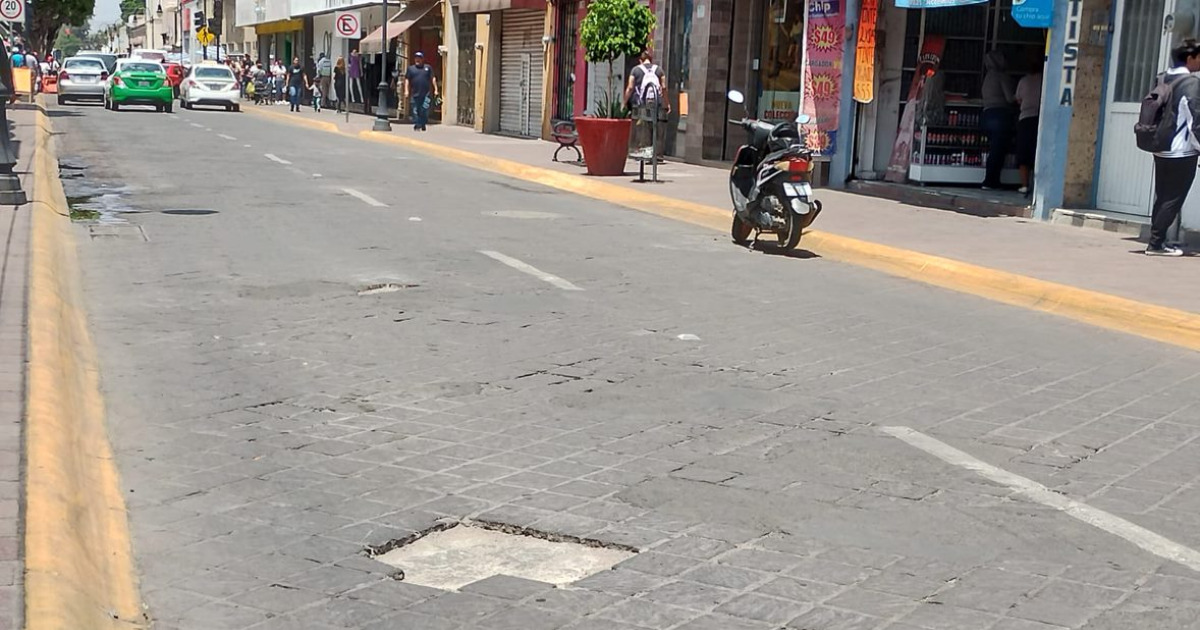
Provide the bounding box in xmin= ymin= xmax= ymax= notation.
xmin=156 ymin=4 xmax=164 ymax=50
xmin=372 ymin=0 xmax=391 ymax=132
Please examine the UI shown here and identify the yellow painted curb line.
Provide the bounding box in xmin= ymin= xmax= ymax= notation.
xmin=246 ymin=106 xmax=1200 ymax=352
xmin=27 ymin=102 xmax=145 ymax=628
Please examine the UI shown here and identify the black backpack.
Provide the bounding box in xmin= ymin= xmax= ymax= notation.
xmin=1135 ymin=73 xmax=1190 ymax=152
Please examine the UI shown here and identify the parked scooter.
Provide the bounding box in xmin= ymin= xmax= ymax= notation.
xmin=727 ymin=90 xmax=822 ymax=250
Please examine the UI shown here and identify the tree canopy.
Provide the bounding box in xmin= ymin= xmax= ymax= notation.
xmin=29 ymin=0 xmax=96 ymax=56
xmin=579 ymin=0 xmax=655 ymax=65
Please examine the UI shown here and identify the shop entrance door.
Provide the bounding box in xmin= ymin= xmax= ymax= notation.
xmin=1097 ymin=0 xmax=1175 ymax=216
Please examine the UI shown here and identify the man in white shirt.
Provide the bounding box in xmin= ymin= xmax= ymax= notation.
xmin=1150 ymin=39 xmax=1200 ymax=256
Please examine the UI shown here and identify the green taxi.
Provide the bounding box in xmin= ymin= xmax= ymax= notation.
xmin=105 ymin=59 xmax=174 ymax=112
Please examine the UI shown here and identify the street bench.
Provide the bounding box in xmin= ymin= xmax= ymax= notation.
xmin=551 ymin=120 xmax=583 ymax=164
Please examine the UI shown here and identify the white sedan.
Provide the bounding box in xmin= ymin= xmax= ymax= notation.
xmin=180 ymin=64 xmax=241 ymax=112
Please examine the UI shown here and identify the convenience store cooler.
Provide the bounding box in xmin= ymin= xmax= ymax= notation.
xmin=909 ymin=102 xmax=1020 ymax=186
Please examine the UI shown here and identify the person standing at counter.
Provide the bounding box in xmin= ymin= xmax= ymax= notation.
xmin=1015 ymin=68 xmax=1042 ymax=195
xmin=980 ymin=50 xmax=1016 ymax=190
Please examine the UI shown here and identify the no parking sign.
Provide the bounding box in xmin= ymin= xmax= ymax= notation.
xmin=335 ymin=11 xmax=361 ymax=39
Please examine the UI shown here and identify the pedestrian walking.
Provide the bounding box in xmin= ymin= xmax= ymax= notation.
xmin=286 ymin=57 xmax=305 ymax=112
xmin=1014 ymin=67 xmax=1042 ymax=196
xmin=307 ymin=72 xmax=322 ymax=113
xmin=316 ymin=52 xmax=332 ymax=109
xmin=271 ymin=58 xmax=286 ymax=104
xmin=624 ymin=51 xmax=670 ymax=155
xmin=348 ymin=49 xmax=363 ymax=105
xmin=402 ymin=51 xmax=437 ymax=131
xmin=980 ymin=50 xmax=1016 ymax=190
xmin=333 ymin=56 xmax=347 ymax=114
xmin=1140 ymin=39 xmax=1200 ymax=256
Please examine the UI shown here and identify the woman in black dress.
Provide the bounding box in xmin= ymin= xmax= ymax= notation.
xmin=333 ymin=56 xmax=347 ymax=114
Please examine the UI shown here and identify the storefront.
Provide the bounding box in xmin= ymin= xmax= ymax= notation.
xmin=854 ymin=0 xmax=1047 ymax=191
xmin=255 ymin=18 xmax=306 ymax=65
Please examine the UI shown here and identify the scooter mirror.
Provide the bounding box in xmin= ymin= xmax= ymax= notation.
xmin=796 ymin=114 xmax=811 ymax=124
xmin=727 ymin=90 xmax=745 ymax=104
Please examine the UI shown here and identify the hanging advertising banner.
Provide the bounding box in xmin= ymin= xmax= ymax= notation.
xmin=895 ymin=0 xmax=987 ymax=7
xmin=853 ymin=0 xmax=878 ymax=103
xmin=1012 ymin=0 xmax=1053 ymax=28
xmin=885 ymin=34 xmax=945 ymax=182
xmin=801 ymin=0 xmax=846 ymax=156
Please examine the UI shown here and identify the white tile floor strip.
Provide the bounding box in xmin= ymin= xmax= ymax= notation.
xmin=479 ymin=250 xmax=584 ymax=291
xmin=882 ymin=425 xmax=1200 ymax=573
xmin=264 ymin=154 xmax=292 ymax=165
xmin=341 ymin=188 xmax=388 ymax=207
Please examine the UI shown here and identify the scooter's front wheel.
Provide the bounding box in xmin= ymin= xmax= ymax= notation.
xmin=731 ymin=214 xmax=753 ymax=245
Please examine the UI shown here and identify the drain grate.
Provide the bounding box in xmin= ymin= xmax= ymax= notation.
xmin=370 ymin=520 xmax=636 ymax=591
xmin=357 ymin=282 xmax=418 ymax=296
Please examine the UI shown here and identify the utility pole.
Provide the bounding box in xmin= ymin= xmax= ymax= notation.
xmin=372 ymin=0 xmax=391 ymax=131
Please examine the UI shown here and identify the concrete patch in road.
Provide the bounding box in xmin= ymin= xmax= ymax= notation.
xmin=374 ymin=523 xmax=635 ymax=590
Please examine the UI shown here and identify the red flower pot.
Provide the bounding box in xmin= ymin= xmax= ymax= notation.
xmin=575 ymin=116 xmax=633 ymax=176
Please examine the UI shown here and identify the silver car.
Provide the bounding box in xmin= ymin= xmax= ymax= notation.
xmin=58 ymin=57 xmax=107 ymax=104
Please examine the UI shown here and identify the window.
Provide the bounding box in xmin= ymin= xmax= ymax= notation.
xmin=1113 ymin=0 xmax=1166 ymax=103
xmin=195 ymin=67 xmax=234 ymax=79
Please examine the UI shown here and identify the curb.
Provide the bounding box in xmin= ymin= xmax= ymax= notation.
xmin=248 ymin=106 xmax=1200 ymax=352
xmin=26 ymin=102 xmax=145 ymax=629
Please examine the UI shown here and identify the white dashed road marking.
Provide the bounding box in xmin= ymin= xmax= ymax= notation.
xmin=218 ymin=134 xmax=237 ymax=140
xmin=189 ymin=122 xmax=204 ymax=128
xmin=882 ymin=426 xmax=1200 ymax=573
xmin=341 ymin=188 xmax=387 ymax=207
xmin=479 ymin=250 xmax=583 ymax=292
xmin=264 ymin=153 xmax=292 ymax=165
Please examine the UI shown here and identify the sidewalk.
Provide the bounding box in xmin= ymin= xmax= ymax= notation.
xmin=0 ymin=103 xmax=35 ymax=630
xmin=253 ymin=106 xmax=1200 ymax=315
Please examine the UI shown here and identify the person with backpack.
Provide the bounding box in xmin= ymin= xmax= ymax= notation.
xmin=625 ymin=51 xmax=670 ymax=156
xmin=624 ymin=51 xmax=669 ymax=113
xmin=1137 ymin=39 xmax=1200 ymax=257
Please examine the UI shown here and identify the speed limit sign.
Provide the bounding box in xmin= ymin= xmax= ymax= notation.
xmin=0 ymin=0 xmax=23 ymax=23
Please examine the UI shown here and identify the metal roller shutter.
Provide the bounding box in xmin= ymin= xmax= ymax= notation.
xmin=499 ymin=9 xmax=545 ymax=137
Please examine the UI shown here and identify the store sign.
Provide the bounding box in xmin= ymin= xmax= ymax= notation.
xmin=1012 ymin=0 xmax=1053 ymax=28
xmin=854 ymin=0 xmax=878 ymax=104
xmin=894 ymin=0 xmax=987 ymax=8
xmin=1060 ymin=0 xmax=1082 ymax=106
xmin=802 ymin=0 xmax=846 ymax=155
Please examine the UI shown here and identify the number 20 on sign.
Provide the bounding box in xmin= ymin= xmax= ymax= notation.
xmin=0 ymin=0 xmax=25 ymax=23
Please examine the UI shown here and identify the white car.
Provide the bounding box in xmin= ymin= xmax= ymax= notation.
xmin=180 ymin=64 xmax=241 ymax=111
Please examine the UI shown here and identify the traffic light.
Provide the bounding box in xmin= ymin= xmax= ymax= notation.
xmin=193 ymin=11 xmax=205 ymax=30
xmin=210 ymin=0 xmax=223 ymax=36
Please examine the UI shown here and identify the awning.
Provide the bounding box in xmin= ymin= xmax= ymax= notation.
xmin=359 ymin=0 xmax=440 ymax=55
xmin=459 ymin=0 xmax=545 ymax=14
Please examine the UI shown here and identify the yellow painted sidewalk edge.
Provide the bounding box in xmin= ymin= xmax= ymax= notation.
xmin=27 ymin=103 xmax=145 ymax=628
xmin=245 ymin=106 xmax=1200 ymax=352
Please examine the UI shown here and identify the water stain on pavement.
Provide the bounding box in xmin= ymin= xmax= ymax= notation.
xmin=60 ymin=156 xmax=143 ymax=224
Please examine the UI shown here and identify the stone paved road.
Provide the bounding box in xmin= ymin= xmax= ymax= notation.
xmin=52 ymin=102 xmax=1200 ymax=630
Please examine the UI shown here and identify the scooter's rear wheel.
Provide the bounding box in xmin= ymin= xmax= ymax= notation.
xmin=731 ymin=214 xmax=753 ymax=245
xmin=777 ymin=204 xmax=803 ymax=250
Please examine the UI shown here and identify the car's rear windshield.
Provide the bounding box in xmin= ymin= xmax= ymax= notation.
xmin=66 ymin=59 xmax=105 ymax=71
xmin=123 ymin=63 xmax=163 ymax=73
xmin=194 ymin=67 xmax=234 ymax=79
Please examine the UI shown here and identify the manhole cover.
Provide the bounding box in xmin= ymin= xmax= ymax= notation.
xmin=162 ymin=209 xmax=219 ymax=215
xmin=373 ymin=523 xmax=635 ymax=590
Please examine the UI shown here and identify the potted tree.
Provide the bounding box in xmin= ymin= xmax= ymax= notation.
xmin=576 ymin=0 xmax=655 ymax=176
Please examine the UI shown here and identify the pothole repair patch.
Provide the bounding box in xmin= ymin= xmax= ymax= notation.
xmin=372 ymin=522 xmax=636 ymax=590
